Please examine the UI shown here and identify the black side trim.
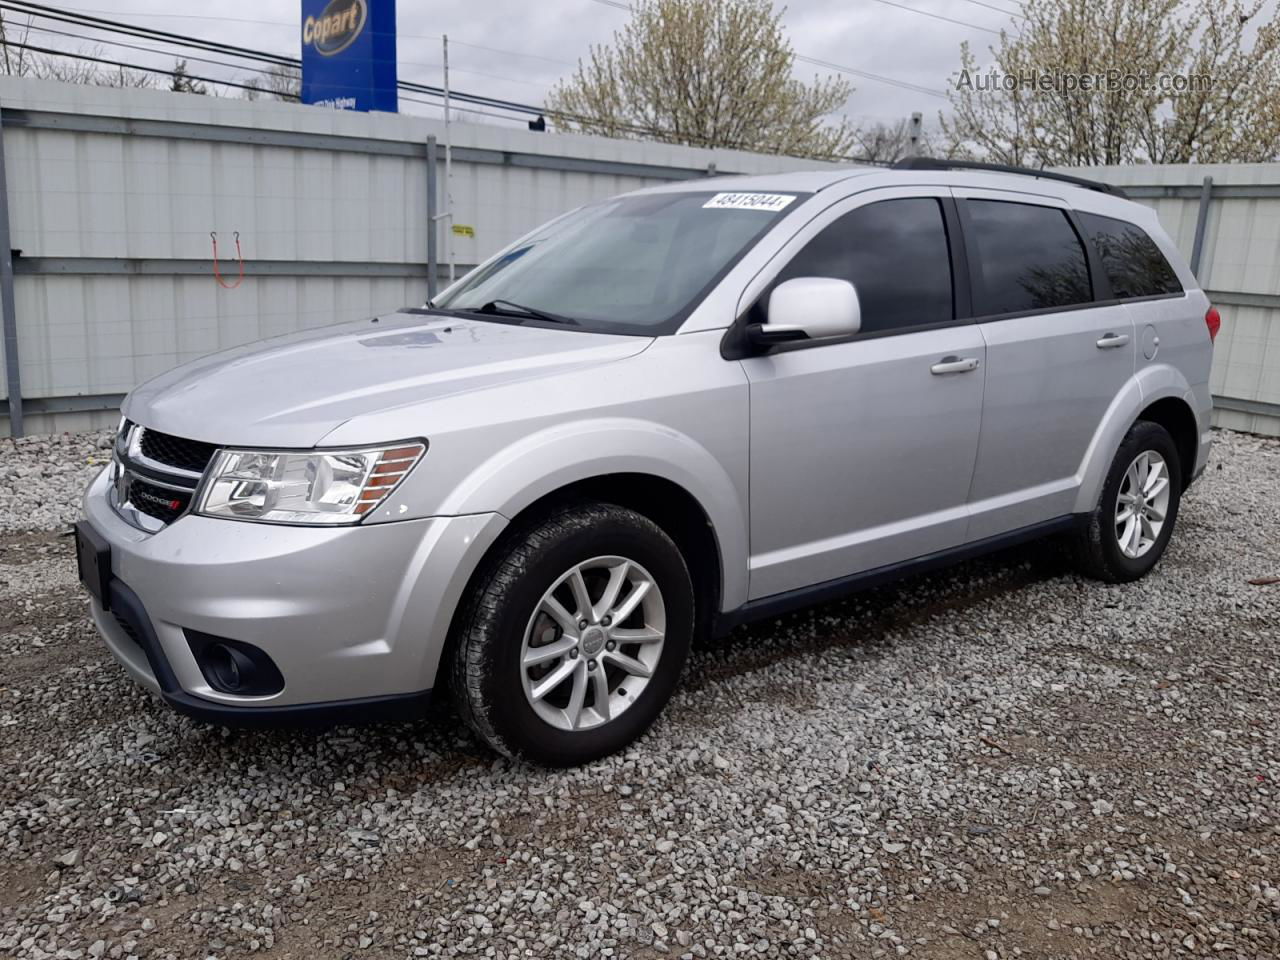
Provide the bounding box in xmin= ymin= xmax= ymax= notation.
xmin=942 ymin=195 xmax=974 ymax=320
xmin=1065 ymin=207 xmax=1111 ymax=302
xmin=165 ymin=687 xmax=434 ymax=729
xmin=714 ymin=515 xmax=1079 ymax=635
xmin=106 ymin=579 xmax=431 ymax=727
xmin=109 ymin=579 xmax=184 ymax=693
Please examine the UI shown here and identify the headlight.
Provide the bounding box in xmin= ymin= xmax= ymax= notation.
xmin=196 ymin=442 xmax=426 ymax=525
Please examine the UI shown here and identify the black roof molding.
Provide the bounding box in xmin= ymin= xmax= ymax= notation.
xmin=892 ymin=157 xmax=1128 ymax=198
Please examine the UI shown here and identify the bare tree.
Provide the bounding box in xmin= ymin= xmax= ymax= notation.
xmin=242 ymin=64 xmax=300 ymax=101
xmin=98 ymin=65 xmax=154 ymax=89
xmin=942 ymin=0 xmax=1280 ymax=165
xmin=547 ymin=0 xmax=856 ymax=160
xmin=265 ymin=63 xmax=300 ymax=100
xmin=850 ymin=121 xmax=912 ymax=164
xmin=0 ymin=11 xmax=152 ymax=88
xmin=0 ymin=11 xmax=39 ymax=77
xmin=169 ymin=60 xmax=207 ymax=95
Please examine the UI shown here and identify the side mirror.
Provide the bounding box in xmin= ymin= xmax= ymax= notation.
xmin=750 ymin=277 xmax=862 ymax=346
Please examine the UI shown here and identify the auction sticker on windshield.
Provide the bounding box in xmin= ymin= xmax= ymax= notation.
xmin=702 ymin=193 xmax=797 ymax=212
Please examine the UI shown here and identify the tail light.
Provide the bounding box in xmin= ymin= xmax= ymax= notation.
xmin=1205 ymin=306 xmax=1221 ymax=342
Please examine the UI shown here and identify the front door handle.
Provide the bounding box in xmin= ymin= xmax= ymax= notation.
xmin=930 ymin=355 xmax=980 ymax=375
xmin=1096 ymin=332 xmax=1131 ymax=349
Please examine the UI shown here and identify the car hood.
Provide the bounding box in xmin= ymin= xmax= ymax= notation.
xmin=124 ymin=312 xmax=653 ymax=447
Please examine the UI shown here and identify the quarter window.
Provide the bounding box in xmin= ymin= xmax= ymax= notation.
xmin=966 ymin=200 xmax=1092 ymax=315
xmin=1078 ymin=212 xmax=1183 ymax=299
xmin=772 ymin=197 xmax=954 ymax=335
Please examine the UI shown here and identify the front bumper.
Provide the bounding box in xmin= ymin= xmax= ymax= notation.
xmin=81 ymin=467 xmax=507 ymax=720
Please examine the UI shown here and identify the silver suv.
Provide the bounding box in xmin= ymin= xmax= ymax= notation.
xmin=77 ymin=161 xmax=1217 ymax=765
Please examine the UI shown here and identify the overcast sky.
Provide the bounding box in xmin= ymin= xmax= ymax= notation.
xmin=20 ymin=0 xmax=1280 ymax=135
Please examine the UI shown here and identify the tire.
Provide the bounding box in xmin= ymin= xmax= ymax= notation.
xmin=449 ymin=503 xmax=694 ymax=766
xmin=1070 ymin=420 xmax=1182 ymax=583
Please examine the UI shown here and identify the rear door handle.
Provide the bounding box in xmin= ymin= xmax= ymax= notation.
xmin=1096 ymin=332 xmax=1130 ymax=349
xmin=930 ymin=356 xmax=980 ymax=375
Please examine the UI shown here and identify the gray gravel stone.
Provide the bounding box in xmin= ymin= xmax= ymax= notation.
xmin=1 ymin=428 xmax=1279 ymax=959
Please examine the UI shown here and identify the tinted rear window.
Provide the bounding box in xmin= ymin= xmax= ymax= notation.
xmin=966 ymin=200 xmax=1092 ymax=315
xmin=1078 ymin=212 xmax=1183 ymax=299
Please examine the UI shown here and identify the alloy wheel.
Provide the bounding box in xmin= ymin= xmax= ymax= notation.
xmin=520 ymin=555 xmax=666 ymax=732
xmin=1115 ymin=450 xmax=1172 ymax=559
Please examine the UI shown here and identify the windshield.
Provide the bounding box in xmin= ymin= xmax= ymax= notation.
xmin=434 ymin=190 xmax=804 ymax=335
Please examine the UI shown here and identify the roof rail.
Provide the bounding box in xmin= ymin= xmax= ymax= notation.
xmin=891 ymin=157 xmax=1128 ymax=198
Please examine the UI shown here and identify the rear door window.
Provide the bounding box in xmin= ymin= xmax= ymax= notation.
xmin=1077 ymin=212 xmax=1183 ymax=298
xmin=772 ymin=197 xmax=954 ymax=335
xmin=965 ymin=200 xmax=1092 ymax=315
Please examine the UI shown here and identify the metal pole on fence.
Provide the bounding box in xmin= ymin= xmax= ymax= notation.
xmin=443 ymin=35 xmax=455 ymax=285
xmin=0 ymin=103 xmax=22 ymax=438
xmin=426 ymin=134 xmax=438 ymax=302
xmin=1190 ymin=175 xmax=1214 ymax=281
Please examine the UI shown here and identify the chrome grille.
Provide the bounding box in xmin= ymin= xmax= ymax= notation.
xmin=128 ymin=479 xmax=192 ymax=524
xmin=111 ymin=421 xmax=216 ymax=532
xmin=138 ymin=428 xmax=217 ymax=474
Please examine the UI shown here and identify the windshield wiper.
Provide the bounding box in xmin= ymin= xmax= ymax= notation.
xmin=477 ymin=299 xmax=580 ymax=326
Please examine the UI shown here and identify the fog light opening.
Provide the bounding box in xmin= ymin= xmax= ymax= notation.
xmin=209 ymin=643 xmax=254 ymax=692
xmin=185 ymin=630 xmax=285 ymax=697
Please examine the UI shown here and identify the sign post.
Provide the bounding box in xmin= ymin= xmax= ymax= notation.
xmin=300 ymin=0 xmax=397 ymax=112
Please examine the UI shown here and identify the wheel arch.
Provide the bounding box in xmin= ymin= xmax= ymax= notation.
xmin=435 ymin=417 xmax=747 ymax=609
xmin=439 ymin=471 xmax=727 ymax=692
xmin=516 ymin=473 xmax=721 ymax=635
xmin=1074 ymin=368 xmax=1201 ymax=514
xmin=1136 ymin=395 xmax=1199 ymax=489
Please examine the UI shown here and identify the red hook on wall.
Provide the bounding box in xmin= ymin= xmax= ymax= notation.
xmin=210 ymin=231 xmax=245 ymax=289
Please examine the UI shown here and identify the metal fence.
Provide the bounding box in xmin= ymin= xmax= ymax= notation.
xmin=0 ymin=78 xmax=839 ymax=436
xmin=0 ymin=78 xmax=1277 ymax=437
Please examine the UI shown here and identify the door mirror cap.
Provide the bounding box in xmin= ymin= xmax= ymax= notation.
xmin=756 ymin=277 xmax=862 ymax=344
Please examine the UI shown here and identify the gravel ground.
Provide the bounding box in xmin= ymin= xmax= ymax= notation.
xmin=1 ymin=427 xmax=1278 ymax=960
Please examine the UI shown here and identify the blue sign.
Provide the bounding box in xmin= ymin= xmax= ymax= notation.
xmin=300 ymin=0 xmax=397 ymax=112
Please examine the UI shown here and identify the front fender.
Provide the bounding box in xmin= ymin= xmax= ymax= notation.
xmin=1072 ymin=364 xmax=1197 ymax=514
xmin=435 ymin=417 xmax=750 ymax=611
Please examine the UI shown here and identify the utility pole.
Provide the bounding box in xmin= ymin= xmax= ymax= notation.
xmin=443 ymin=34 xmax=455 ymax=284
xmin=907 ymin=112 xmax=923 ymax=158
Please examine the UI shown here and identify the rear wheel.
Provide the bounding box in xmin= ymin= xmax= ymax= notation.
xmin=1070 ymin=420 xmax=1182 ymax=583
xmin=449 ymin=503 xmax=693 ymax=766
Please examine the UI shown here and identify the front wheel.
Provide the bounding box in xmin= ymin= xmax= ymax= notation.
xmin=449 ymin=503 xmax=693 ymax=766
xmin=1070 ymin=420 xmax=1182 ymax=583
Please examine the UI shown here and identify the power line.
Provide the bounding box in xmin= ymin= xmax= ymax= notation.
xmin=7 ymin=21 xmax=297 ymax=80
xmin=0 ymin=2 xmax=887 ymax=163
xmin=397 ymin=94 xmax=535 ymax=124
xmin=954 ymin=0 xmax=1026 ymax=18
xmin=1 ymin=1 xmax=551 ymax=112
xmin=0 ymin=39 xmax=295 ymax=96
xmin=0 ymin=2 xmax=549 ymax=116
xmin=795 ymin=55 xmax=948 ymax=99
xmin=0 ymin=1 xmax=294 ymax=66
xmin=1 ymin=9 xmax=551 ymax=93
xmin=584 ymin=0 xmax=950 ymax=98
xmin=43 ymin=3 xmax=578 ymax=66
xmin=866 ymin=0 xmax=1004 ymax=35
